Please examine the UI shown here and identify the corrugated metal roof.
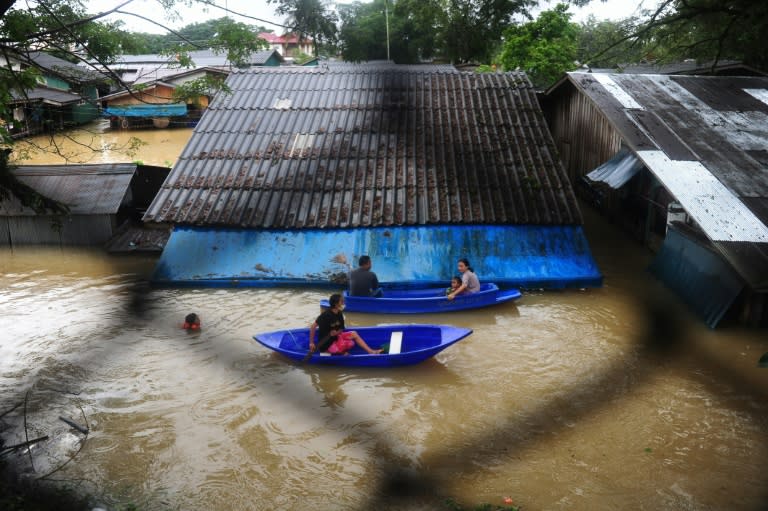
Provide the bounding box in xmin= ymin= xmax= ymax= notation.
xmin=111 ymin=50 xmax=282 ymax=68
xmin=563 ymin=72 xmax=768 ymax=289
xmin=585 ymin=148 xmax=643 ymax=189
xmin=144 ymin=65 xmax=581 ymax=228
xmin=28 ymin=52 xmax=104 ymax=83
xmin=0 ymin=164 xmax=136 ymax=216
xmin=10 ymin=85 xmax=83 ymax=105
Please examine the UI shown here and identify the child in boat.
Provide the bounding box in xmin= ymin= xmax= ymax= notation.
xmin=446 ymin=276 xmax=462 ymax=296
xmin=309 ymin=294 xmax=382 ymax=355
xmin=183 ymin=313 xmax=201 ymax=330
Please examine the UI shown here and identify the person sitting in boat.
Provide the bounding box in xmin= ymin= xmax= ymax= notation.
xmin=447 ymin=258 xmax=480 ymax=301
xmin=183 ymin=313 xmax=201 ymax=330
xmin=446 ymin=276 xmax=462 ymax=296
xmin=349 ymin=255 xmax=384 ymax=297
xmin=309 ymin=293 xmax=382 ymax=355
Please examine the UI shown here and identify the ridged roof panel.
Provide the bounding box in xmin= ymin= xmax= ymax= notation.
xmin=145 ymin=65 xmax=581 ymax=228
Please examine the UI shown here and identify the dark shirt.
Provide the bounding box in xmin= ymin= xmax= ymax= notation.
xmin=314 ymin=309 xmax=345 ymax=350
xmin=349 ymin=267 xmax=379 ymax=296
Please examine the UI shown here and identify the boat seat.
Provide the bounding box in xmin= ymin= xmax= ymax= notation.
xmin=389 ymin=331 xmax=403 ymax=354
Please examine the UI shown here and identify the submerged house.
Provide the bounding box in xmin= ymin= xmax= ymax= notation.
xmin=0 ymin=163 xmax=169 ymax=247
xmin=4 ymin=52 xmax=105 ymax=137
xmin=97 ymin=50 xmax=283 ymax=129
xmin=143 ymin=64 xmax=602 ymax=288
xmin=543 ymin=72 xmax=768 ymax=327
xmin=100 ymin=67 xmax=229 ymax=129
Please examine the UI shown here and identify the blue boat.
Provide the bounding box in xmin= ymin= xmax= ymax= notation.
xmin=319 ymin=283 xmax=522 ymax=314
xmin=253 ymin=324 xmax=473 ymax=367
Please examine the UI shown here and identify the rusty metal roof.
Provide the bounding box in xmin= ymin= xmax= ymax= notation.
xmin=143 ymin=65 xmax=581 ymax=228
xmin=1 ymin=164 xmax=136 ymax=216
xmin=562 ymin=72 xmax=768 ymax=289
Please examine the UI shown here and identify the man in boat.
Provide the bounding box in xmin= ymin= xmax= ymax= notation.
xmin=309 ymin=294 xmax=382 ymax=355
xmin=349 ymin=255 xmax=384 ymax=297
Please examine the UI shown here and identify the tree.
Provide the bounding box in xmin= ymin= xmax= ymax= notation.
xmin=442 ymin=0 xmax=534 ymax=64
xmin=577 ymin=15 xmax=647 ymax=69
xmin=338 ymin=1 xmax=385 ymax=62
xmin=268 ymin=0 xmax=338 ymax=56
xmin=337 ymin=0 xmax=523 ymax=64
xmin=497 ymin=3 xmax=580 ymax=88
xmin=630 ymin=0 xmax=768 ymax=69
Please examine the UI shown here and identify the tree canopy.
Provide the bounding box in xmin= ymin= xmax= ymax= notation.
xmin=497 ymin=3 xmax=579 ymax=88
xmin=268 ymin=0 xmax=338 ymax=55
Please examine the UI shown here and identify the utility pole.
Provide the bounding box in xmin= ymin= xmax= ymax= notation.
xmin=384 ymin=0 xmax=390 ymax=61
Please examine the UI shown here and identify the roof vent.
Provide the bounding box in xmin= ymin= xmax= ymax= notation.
xmin=274 ymin=98 xmax=292 ymax=109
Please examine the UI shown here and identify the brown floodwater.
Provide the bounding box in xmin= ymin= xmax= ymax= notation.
xmin=9 ymin=120 xmax=193 ymax=167
xmin=2 ymin=128 xmax=768 ymax=510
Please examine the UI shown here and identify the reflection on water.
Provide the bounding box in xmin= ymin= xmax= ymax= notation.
xmin=1 ymin=210 xmax=767 ymax=511
xmin=9 ymin=120 xmax=192 ymax=167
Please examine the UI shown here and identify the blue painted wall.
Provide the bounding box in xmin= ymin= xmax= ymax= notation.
xmin=152 ymin=225 xmax=603 ymax=289
xmin=649 ymin=226 xmax=744 ymax=328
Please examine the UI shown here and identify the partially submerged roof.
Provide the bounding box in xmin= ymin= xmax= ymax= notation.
xmin=557 ymin=72 xmax=768 ymax=288
xmin=10 ymin=85 xmax=83 ymax=106
xmin=0 ymin=164 xmax=137 ymax=216
xmin=27 ymin=51 xmax=104 ymax=84
xmin=101 ymin=67 xmax=228 ymax=98
xmin=144 ymin=64 xmax=581 ymax=228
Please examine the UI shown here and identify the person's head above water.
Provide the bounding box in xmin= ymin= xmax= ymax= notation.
xmin=183 ymin=313 xmax=201 ymax=330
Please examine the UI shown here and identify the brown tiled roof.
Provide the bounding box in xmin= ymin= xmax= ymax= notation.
xmin=144 ymin=64 xmax=581 ymax=228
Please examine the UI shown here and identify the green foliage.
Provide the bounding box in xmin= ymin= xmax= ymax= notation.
xmin=338 ymin=0 xmax=529 ymax=64
xmin=210 ymin=18 xmax=269 ymax=67
xmin=576 ymin=15 xmax=646 ymax=69
xmin=632 ymin=0 xmax=768 ymax=70
xmin=475 ymin=64 xmax=497 ymax=73
xmin=157 ymin=18 xmax=268 ymax=69
xmin=442 ymin=0 xmax=534 ymax=64
xmin=292 ymin=51 xmax=314 ymax=64
xmin=172 ymin=74 xmax=231 ymax=104
xmin=497 ymin=3 xmax=579 ymax=88
xmin=338 ymin=0 xmax=390 ymax=62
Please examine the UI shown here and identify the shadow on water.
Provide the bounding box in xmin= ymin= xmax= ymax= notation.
xmin=358 ymin=289 xmax=768 ymax=510
xmin=1 ymin=252 xmax=767 ymax=510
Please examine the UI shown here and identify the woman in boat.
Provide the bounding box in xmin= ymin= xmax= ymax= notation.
xmin=447 ymin=258 xmax=480 ymax=300
xmin=309 ymin=293 xmax=382 ymax=355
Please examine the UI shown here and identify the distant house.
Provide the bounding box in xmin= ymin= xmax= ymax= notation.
xmin=0 ymin=163 xmax=169 ymax=247
xmin=106 ymin=49 xmax=284 ymax=85
xmin=258 ymin=32 xmax=313 ymax=60
xmin=143 ymin=64 xmax=602 ymax=289
xmin=100 ymin=67 xmax=229 ymax=129
xmin=543 ymin=72 xmax=768 ymax=327
xmin=2 ymin=52 xmax=106 ymax=137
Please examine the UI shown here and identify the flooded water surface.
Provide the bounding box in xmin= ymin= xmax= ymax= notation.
xmin=9 ymin=120 xmax=192 ymax=167
xmin=1 ymin=215 xmax=767 ymax=509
